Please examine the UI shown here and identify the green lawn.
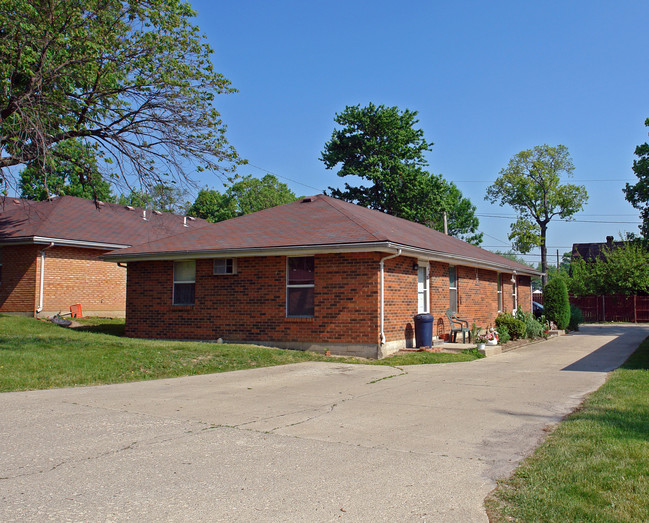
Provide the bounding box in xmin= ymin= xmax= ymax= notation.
xmin=486 ymin=335 xmax=649 ymax=522
xmin=0 ymin=315 xmax=480 ymax=392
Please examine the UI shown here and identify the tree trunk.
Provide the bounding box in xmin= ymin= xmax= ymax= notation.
xmin=540 ymin=224 xmax=548 ymax=289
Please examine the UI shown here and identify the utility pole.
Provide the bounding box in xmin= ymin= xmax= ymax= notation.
xmin=443 ymin=212 xmax=448 ymax=235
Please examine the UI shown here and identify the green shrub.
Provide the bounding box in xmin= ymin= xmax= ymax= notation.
xmin=544 ymin=278 xmax=570 ymax=329
xmin=525 ymin=314 xmax=544 ymax=339
xmin=568 ymin=304 xmax=583 ymax=331
xmin=497 ymin=324 xmax=510 ymax=344
xmin=495 ymin=313 xmax=527 ymax=340
xmin=513 ymin=306 xmax=544 ymax=339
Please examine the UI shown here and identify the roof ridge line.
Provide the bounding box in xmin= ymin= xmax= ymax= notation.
xmin=319 ymin=196 xmax=384 ymax=242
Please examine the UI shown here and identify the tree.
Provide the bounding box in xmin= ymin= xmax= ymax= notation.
xmin=19 ymin=139 xmax=114 ymax=201
xmin=1 ymin=0 xmax=242 ymax=196
xmin=186 ymin=174 xmax=298 ymax=222
xmin=543 ymin=277 xmax=570 ymax=329
xmin=186 ymin=188 xmax=236 ymax=222
xmin=228 ymin=174 xmax=298 ymax=215
xmin=485 ymin=144 xmax=588 ymax=288
xmin=118 ymin=183 xmax=188 ymax=214
xmin=623 ymin=118 xmax=649 ymax=237
xmin=321 ymin=103 xmax=482 ymax=244
xmin=568 ymin=240 xmax=649 ymax=295
xmin=422 ymin=174 xmax=483 ymax=244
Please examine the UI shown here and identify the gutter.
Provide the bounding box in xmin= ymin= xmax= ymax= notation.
xmin=36 ymin=242 xmax=55 ymax=314
xmin=99 ymin=241 xmax=540 ymax=277
xmin=379 ymin=249 xmax=402 ymax=345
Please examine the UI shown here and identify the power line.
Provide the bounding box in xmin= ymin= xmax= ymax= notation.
xmin=246 ymin=163 xmax=327 ymax=193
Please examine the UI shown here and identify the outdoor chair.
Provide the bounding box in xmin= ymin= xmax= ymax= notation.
xmin=446 ymin=308 xmax=470 ymax=343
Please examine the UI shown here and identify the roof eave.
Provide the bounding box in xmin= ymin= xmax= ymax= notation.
xmin=0 ymin=236 xmax=130 ymax=250
xmin=100 ymin=240 xmax=541 ymax=276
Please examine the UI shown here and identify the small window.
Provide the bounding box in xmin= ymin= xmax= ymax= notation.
xmin=287 ymin=257 xmax=314 ymax=317
xmin=512 ymin=275 xmax=518 ymax=311
xmin=449 ymin=266 xmax=458 ymax=312
xmin=497 ymin=273 xmax=503 ymax=312
xmin=173 ymin=260 xmax=195 ymax=305
xmin=213 ymin=258 xmax=236 ymax=275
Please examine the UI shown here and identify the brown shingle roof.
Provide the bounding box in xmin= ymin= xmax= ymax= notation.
xmin=102 ymin=194 xmax=539 ymax=275
xmin=0 ymin=195 xmax=209 ymax=247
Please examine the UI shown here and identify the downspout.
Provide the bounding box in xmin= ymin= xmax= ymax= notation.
xmin=379 ymin=249 xmax=402 ymax=345
xmin=36 ymin=242 xmax=55 ymax=315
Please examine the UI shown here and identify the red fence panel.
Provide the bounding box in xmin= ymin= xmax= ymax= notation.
xmin=570 ymin=294 xmax=649 ymax=323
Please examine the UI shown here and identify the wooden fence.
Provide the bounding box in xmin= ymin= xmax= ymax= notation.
xmin=570 ymin=295 xmax=649 ymax=323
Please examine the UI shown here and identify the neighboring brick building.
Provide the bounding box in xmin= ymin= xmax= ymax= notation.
xmin=0 ymin=196 xmax=207 ymax=317
xmin=103 ymin=194 xmax=538 ymax=358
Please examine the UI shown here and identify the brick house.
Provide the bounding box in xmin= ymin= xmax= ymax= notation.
xmin=102 ymin=194 xmax=538 ymax=358
xmin=0 ymin=195 xmax=207 ymax=317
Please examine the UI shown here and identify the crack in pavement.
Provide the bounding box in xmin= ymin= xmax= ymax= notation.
xmin=1 ymin=441 xmax=139 ymax=481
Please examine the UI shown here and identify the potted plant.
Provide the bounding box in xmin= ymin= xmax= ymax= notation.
xmin=485 ymin=329 xmax=499 ymax=346
xmin=476 ymin=335 xmax=487 ymax=350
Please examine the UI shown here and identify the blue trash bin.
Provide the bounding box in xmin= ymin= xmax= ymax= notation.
xmin=414 ymin=313 xmax=435 ymax=347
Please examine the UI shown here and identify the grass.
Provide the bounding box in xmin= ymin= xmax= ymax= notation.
xmin=0 ymin=315 xmax=481 ymax=392
xmin=486 ymin=335 xmax=649 ymax=522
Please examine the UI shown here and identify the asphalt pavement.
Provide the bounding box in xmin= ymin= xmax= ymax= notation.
xmin=1 ymin=324 xmax=647 ymax=522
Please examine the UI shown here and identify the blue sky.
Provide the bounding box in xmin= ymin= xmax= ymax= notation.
xmin=190 ymin=1 xmax=649 ymax=266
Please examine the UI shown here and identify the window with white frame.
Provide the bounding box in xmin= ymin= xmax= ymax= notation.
xmin=417 ymin=264 xmax=429 ymax=313
xmin=173 ymin=260 xmax=196 ymax=305
xmin=287 ymin=256 xmax=314 ymax=317
xmin=213 ymin=258 xmax=236 ymax=275
xmin=497 ymin=273 xmax=503 ymax=312
xmin=449 ymin=266 xmax=458 ymax=312
xmin=512 ymin=275 xmax=518 ymax=311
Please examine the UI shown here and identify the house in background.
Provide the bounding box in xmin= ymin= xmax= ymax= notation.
xmin=0 ymin=195 xmax=208 ymax=317
xmin=572 ymin=235 xmax=625 ymax=262
xmin=103 ymin=194 xmax=539 ymax=358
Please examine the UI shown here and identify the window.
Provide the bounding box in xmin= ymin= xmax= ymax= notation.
xmin=512 ymin=275 xmax=518 ymax=311
xmin=173 ymin=260 xmax=195 ymax=305
xmin=417 ymin=265 xmax=429 ymax=313
xmin=287 ymin=256 xmax=314 ymax=317
xmin=449 ymin=266 xmax=458 ymax=312
xmin=213 ymin=258 xmax=236 ymax=275
xmin=497 ymin=273 xmax=503 ymax=312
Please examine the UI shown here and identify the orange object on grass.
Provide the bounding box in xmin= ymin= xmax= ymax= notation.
xmin=70 ymin=304 xmax=83 ymax=318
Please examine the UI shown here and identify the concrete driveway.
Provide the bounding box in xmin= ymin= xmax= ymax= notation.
xmin=2 ymin=324 xmax=647 ymax=522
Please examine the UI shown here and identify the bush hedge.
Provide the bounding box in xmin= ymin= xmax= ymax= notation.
xmin=569 ymin=304 xmax=583 ymax=331
xmin=544 ymin=278 xmax=570 ymax=330
xmin=495 ymin=313 xmax=527 ymax=340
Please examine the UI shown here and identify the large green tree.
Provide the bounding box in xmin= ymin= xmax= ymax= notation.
xmin=485 ymin=144 xmax=588 ymax=287
xmin=186 ymin=188 xmax=236 ymax=222
xmin=1 ymin=0 xmax=242 ymax=195
xmin=568 ymin=240 xmax=649 ymax=295
xmin=19 ymin=139 xmax=114 ymax=201
xmin=186 ymin=174 xmax=298 ymax=222
xmin=623 ymin=118 xmax=649 ymax=237
xmin=321 ymin=103 xmax=481 ymax=244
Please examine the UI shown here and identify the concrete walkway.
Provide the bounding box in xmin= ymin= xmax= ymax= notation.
xmin=2 ymin=324 xmax=647 ymax=522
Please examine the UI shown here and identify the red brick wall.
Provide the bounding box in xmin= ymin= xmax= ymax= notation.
xmin=420 ymin=262 xmax=533 ymax=340
xmin=382 ymin=255 xmax=418 ymax=343
xmin=125 ymin=253 xmax=380 ymax=344
xmin=0 ymin=245 xmax=39 ymax=313
xmin=0 ymin=245 xmax=126 ymax=316
xmin=40 ymin=246 xmax=126 ymax=315
xmin=124 ymin=252 xmax=533 ymax=349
